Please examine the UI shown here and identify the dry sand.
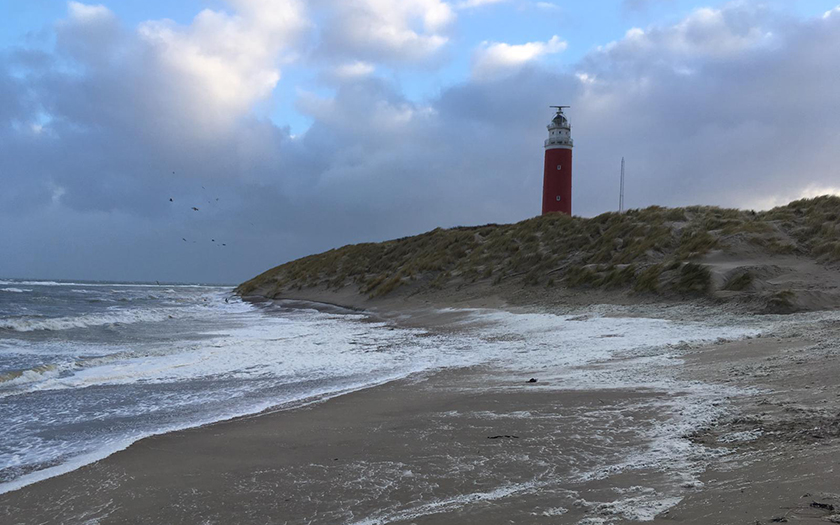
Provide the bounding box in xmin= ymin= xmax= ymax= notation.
xmin=2 ymin=303 xmax=840 ymax=524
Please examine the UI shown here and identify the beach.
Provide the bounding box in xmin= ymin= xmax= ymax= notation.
xmin=3 ymin=288 xmax=840 ymax=524
xmin=2 ymin=369 xmax=674 ymax=524
xmin=5 ymin=0 xmax=840 ymax=522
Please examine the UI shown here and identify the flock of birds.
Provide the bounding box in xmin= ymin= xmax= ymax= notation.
xmin=170 ymin=180 xmax=227 ymax=247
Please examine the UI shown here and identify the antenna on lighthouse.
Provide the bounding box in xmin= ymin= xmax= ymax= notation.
xmin=619 ymin=157 xmax=626 ymax=213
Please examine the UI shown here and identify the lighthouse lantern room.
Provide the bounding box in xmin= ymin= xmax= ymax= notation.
xmin=541 ymin=106 xmax=573 ymax=215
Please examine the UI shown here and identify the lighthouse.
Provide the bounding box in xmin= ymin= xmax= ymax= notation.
xmin=542 ymin=106 xmax=573 ymax=215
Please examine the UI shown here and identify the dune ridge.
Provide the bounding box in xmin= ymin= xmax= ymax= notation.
xmin=237 ymin=196 xmax=840 ymax=313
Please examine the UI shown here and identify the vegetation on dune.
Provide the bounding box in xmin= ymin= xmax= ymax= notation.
xmin=778 ymin=196 xmax=840 ymax=262
xmin=236 ymin=196 xmax=840 ymax=301
xmin=673 ymin=263 xmax=712 ymax=295
xmin=766 ymin=290 xmax=797 ymax=313
xmin=723 ymin=271 xmax=754 ymax=292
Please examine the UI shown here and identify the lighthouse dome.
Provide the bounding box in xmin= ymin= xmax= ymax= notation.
xmin=545 ymin=107 xmax=573 ymax=149
xmin=550 ymin=113 xmax=569 ymax=128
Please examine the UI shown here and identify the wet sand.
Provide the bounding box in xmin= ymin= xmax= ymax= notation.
xmin=3 ymin=308 xmax=840 ymax=524
xmin=661 ymin=321 xmax=840 ymax=524
xmin=2 ymin=365 xmax=685 ymax=524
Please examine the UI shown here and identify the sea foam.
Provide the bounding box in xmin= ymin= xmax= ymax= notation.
xmin=0 ymin=293 xmax=794 ymax=511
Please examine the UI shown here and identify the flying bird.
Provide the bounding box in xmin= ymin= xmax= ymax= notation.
xmin=169 ymin=198 xmax=173 ymax=202
xmin=182 ymin=238 xmax=187 ymax=242
xmin=192 ymin=207 xmax=199 ymax=211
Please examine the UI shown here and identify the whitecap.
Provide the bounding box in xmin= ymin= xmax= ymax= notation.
xmin=0 ymin=308 xmax=177 ymax=332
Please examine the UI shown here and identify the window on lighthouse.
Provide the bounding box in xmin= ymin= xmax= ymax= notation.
xmin=557 ymin=165 xmax=562 ymax=170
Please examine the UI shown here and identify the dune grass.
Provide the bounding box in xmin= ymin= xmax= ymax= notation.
xmin=237 ymin=196 xmax=840 ymax=300
xmin=723 ymin=271 xmax=754 ymax=292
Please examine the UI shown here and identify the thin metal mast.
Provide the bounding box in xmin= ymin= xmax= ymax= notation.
xmin=619 ymin=157 xmax=625 ymax=213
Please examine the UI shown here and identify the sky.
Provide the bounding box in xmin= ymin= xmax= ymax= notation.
xmin=1 ymin=0 xmax=839 ymax=284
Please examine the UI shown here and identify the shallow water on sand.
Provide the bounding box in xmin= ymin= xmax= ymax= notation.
xmin=0 ymin=279 xmax=785 ymax=520
xmin=0 ymin=280 xmax=453 ymax=493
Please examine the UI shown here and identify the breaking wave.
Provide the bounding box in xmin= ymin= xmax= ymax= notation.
xmin=0 ymin=364 xmax=62 ymax=387
xmin=0 ymin=309 xmax=177 ymax=332
xmin=0 ymin=280 xmax=215 ymax=288
xmin=1 ymin=288 xmax=31 ymax=293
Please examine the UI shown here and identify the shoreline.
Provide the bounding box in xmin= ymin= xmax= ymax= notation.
xmin=0 ymin=365 xmax=711 ymax=524
xmin=0 ymin=365 xmax=431 ymax=498
xmin=2 ymin=301 xmax=840 ymax=523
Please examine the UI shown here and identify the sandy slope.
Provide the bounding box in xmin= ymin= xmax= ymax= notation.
xmin=702 ymin=243 xmax=840 ymax=313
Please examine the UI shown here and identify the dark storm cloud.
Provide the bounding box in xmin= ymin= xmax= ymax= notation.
xmin=1 ymin=2 xmax=839 ymax=283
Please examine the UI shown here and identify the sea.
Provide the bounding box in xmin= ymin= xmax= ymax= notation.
xmin=0 ymin=278 xmax=792 ymax=518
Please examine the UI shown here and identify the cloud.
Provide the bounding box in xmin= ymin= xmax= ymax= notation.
xmin=597 ymin=7 xmax=774 ymax=64
xmin=137 ymin=0 xmax=307 ymax=125
xmin=622 ymin=0 xmax=673 ymax=12
xmin=572 ymin=4 xmax=840 ymax=211
xmin=66 ymin=1 xmax=112 ymax=22
xmin=0 ymin=1 xmax=311 ymax=281
xmin=472 ymin=35 xmax=567 ymax=80
xmin=3 ymin=2 xmax=840 ymax=283
xmin=56 ymin=1 xmax=122 ymax=64
xmin=312 ymin=0 xmax=454 ymax=64
xmin=455 ymin=0 xmax=509 ymax=9
xmin=331 ymin=61 xmax=376 ymax=80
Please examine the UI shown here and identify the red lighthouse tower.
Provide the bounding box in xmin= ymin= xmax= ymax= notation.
xmin=541 ymin=106 xmax=573 ymax=215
